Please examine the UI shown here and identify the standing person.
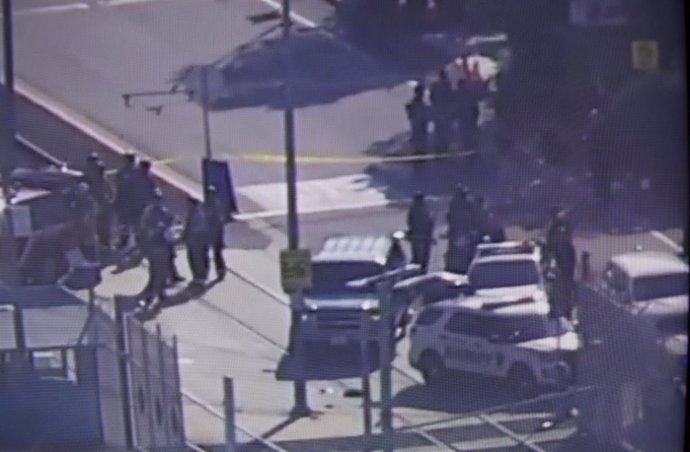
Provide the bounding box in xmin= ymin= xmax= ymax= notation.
xmin=132 ymin=160 xmax=157 ymax=218
xmin=85 ymin=159 xmax=114 ymax=250
xmin=139 ymin=221 xmax=170 ymax=309
xmin=184 ymin=197 xmax=209 ymax=285
xmin=204 ymin=186 xmax=227 ymax=281
xmin=430 ymin=69 xmax=453 ymax=153
xmin=405 ymin=83 xmax=430 ymax=156
xmin=446 ymin=184 xmax=473 ymax=240
xmin=114 ymin=153 xmax=138 ymax=249
xmin=483 ymin=211 xmax=506 ymax=243
xmin=140 ymin=188 xmax=184 ymax=284
xmin=407 ymin=192 xmax=435 ymax=272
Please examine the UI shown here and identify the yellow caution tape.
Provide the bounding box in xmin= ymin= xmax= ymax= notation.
xmin=223 ymin=149 xmax=477 ymax=165
xmin=101 ymin=149 xmax=477 ymax=174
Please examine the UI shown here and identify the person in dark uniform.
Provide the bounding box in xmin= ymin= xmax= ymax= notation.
xmin=140 ymin=189 xmax=184 ymax=284
xmin=114 ymin=153 xmax=138 ymax=249
xmin=446 ymin=184 xmax=473 ymax=240
xmin=84 ymin=159 xmax=114 ymax=249
xmin=405 ymin=83 xmax=429 ymax=156
xmin=430 ymin=69 xmax=453 ymax=153
xmin=140 ymin=221 xmax=170 ymax=309
xmin=407 ymin=192 xmax=435 ymax=272
xmin=204 ymin=186 xmax=227 ymax=281
xmin=184 ymin=197 xmax=209 ymax=285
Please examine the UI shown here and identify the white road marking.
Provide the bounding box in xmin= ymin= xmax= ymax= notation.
xmin=235 ymin=174 xmax=399 ymax=220
xmin=650 ymin=230 xmax=683 ymax=253
xmin=11 ymin=3 xmax=89 ymax=16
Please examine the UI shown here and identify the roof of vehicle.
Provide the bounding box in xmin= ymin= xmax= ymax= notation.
xmin=313 ymin=235 xmax=396 ymax=265
xmin=475 ymin=241 xmax=540 ymax=258
xmin=471 ymin=253 xmax=540 ymax=265
xmin=611 ymin=251 xmax=689 ymax=279
xmin=434 ymin=294 xmax=550 ymax=317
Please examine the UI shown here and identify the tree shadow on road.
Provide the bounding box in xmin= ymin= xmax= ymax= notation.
xmin=174 ymin=29 xmax=412 ymax=112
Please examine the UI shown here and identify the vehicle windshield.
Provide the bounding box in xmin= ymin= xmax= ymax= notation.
xmin=485 ymin=315 xmax=573 ymax=342
xmin=657 ymin=314 xmax=688 ymax=336
xmin=633 ymin=273 xmax=689 ymax=301
xmin=306 ymin=262 xmax=384 ymax=295
xmin=469 ymin=260 xmax=540 ymax=289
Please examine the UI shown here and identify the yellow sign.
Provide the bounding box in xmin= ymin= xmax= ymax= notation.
xmin=632 ymin=41 xmax=659 ymax=71
xmin=280 ymin=249 xmax=312 ymax=293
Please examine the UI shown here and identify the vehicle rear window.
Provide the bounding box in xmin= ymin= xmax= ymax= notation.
xmin=633 ymin=273 xmax=689 ymax=301
xmin=415 ymin=308 xmax=444 ymax=326
xmin=469 ymin=260 xmax=540 ymax=289
xmin=306 ymin=262 xmax=385 ymax=295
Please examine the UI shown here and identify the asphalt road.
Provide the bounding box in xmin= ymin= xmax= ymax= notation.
xmin=6 ymin=0 xmax=416 ymax=192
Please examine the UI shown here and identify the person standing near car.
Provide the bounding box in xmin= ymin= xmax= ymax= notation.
xmin=407 ymin=192 xmax=435 ymax=272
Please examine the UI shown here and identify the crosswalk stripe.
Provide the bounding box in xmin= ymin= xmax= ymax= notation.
xmin=236 ymin=174 xmax=397 ymax=218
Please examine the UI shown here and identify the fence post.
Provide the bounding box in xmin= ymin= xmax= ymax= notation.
xmin=156 ymin=324 xmax=171 ymax=446
xmin=224 ymin=377 xmax=237 ymax=452
xmin=141 ymin=321 xmax=156 ymax=447
xmin=114 ymin=296 xmax=135 ymax=449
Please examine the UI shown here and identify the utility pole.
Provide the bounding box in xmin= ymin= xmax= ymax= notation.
xmin=360 ymin=312 xmax=373 ymax=450
xmin=281 ymin=0 xmax=310 ymax=417
xmin=1 ymin=0 xmax=19 ymax=286
xmin=200 ymin=64 xmax=213 ymax=160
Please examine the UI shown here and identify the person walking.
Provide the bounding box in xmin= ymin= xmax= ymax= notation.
xmin=405 ymin=83 xmax=430 ymax=156
xmin=84 ymin=159 xmax=114 ymax=250
xmin=184 ymin=197 xmax=209 ymax=285
xmin=204 ymin=186 xmax=227 ymax=281
xmin=407 ymin=192 xmax=435 ymax=272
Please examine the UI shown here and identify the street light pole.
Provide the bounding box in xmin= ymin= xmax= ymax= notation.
xmin=2 ymin=0 xmax=17 ymax=185
xmin=281 ymin=0 xmax=310 ymax=417
xmin=200 ymin=64 xmax=213 ymax=160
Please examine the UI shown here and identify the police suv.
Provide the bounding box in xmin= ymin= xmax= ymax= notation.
xmin=299 ymin=234 xmax=422 ymax=347
xmin=408 ymin=295 xmax=579 ymax=396
xmin=467 ymin=241 xmax=548 ymax=304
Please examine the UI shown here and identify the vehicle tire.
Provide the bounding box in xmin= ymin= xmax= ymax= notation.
xmin=420 ymin=351 xmax=446 ymax=387
xmin=508 ymin=364 xmax=538 ymax=399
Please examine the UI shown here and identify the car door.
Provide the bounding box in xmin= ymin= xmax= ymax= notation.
xmin=440 ymin=311 xmax=489 ymax=374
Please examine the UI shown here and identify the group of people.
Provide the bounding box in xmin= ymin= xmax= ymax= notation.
xmin=405 ymin=68 xmax=482 ymax=156
xmin=76 ymin=152 xmax=229 ymax=308
xmin=406 ymin=184 xmax=505 ymax=273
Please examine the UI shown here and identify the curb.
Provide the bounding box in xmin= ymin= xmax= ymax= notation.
xmin=14 ymin=78 xmax=203 ymax=207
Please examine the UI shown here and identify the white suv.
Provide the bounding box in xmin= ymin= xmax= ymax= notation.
xmin=467 ymin=241 xmax=547 ymax=303
xmin=408 ymin=295 xmax=579 ymax=396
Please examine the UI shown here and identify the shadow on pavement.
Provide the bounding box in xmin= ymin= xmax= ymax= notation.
xmin=225 ymin=220 xmax=272 ymax=251
xmin=393 ymin=374 xmax=520 ymax=414
xmin=176 ymin=30 xmax=410 ymax=112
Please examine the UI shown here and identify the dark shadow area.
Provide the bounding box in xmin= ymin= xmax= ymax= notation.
xmin=276 ymin=340 xmax=382 ymax=381
xmin=392 ymin=373 xmax=522 ymax=414
xmin=176 ymin=29 xmax=412 ymax=112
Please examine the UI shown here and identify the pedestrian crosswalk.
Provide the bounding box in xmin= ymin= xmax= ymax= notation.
xmin=236 ymin=174 xmax=402 ymax=220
